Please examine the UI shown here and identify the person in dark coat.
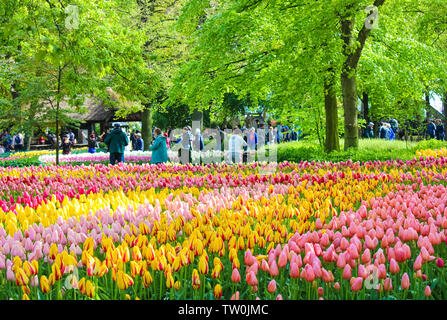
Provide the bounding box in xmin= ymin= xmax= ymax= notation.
xmin=61 ymin=136 xmax=73 ymax=155
xmin=365 ymin=122 xmax=374 ymax=138
xmin=88 ymin=133 xmax=98 ymax=154
xmin=379 ymin=123 xmax=389 ymax=139
xmin=427 ymin=119 xmax=436 ymax=139
xmin=134 ymin=133 xmax=144 ymax=151
xmin=436 ymin=119 xmax=445 ymax=141
xmin=104 ymin=123 xmax=129 ymax=165
xmin=130 ymin=131 xmax=137 ymax=150
xmin=150 ymin=128 xmax=168 ymax=164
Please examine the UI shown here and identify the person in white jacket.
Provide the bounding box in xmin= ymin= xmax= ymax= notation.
xmin=228 ymin=129 xmax=247 ymax=163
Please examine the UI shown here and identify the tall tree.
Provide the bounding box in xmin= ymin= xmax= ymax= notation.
xmin=0 ymin=0 xmax=156 ymax=162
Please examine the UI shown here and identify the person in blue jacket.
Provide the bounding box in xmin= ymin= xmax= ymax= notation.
xmin=150 ymin=128 xmax=168 ymax=164
xmin=427 ymin=119 xmax=436 ymax=139
xmin=134 ymin=133 xmax=144 ymax=151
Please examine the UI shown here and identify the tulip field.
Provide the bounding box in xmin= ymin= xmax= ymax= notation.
xmin=1 ymin=148 xmax=447 ymax=300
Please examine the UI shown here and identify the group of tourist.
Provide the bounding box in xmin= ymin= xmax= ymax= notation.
xmin=364 ymin=118 xmax=445 ymax=141
xmin=0 ymin=130 xmax=24 ymax=153
xmin=426 ymin=119 xmax=445 ymax=140
xmin=364 ymin=119 xmax=399 ymax=140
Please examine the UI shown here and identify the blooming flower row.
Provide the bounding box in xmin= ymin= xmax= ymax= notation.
xmin=0 ymin=152 xmax=447 ymax=299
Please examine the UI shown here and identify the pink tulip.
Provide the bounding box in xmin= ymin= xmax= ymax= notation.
xmin=351 ymin=277 xmax=363 ymax=292
xmin=384 ymin=278 xmax=393 ymax=291
xmin=390 ymin=259 xmax=400 ymax=274
xmin=342 ymin=264 xmax=351 ymax=280
xmin=246 ymin=271 xmax=258 ymax=286
xmin=304 ymin=264 xmax=315 ymax=282
xmin=269 ymin=260 xmax=279 ymax=277
xmin=413 ymin=255 xmax=422 ymax=270
xmin=290 ymin=262 xmax=300 ymax=279
xmin=230 ymin=291 xmax=240 ymax=300
xmin=261 ymin=259 xmax=270 ymax=272
xmin=231 ymin=268 xmax=241 ymax=283
xmin=401 ymin=273 xmax=410 ymax=290
xmin=436 ymin=258 xmax=445 ymax=268
xmin=278 ymin=250 xmax=288 ymax=268
xmin=267 ymin=280 xmax=277 ymax=293
xmin=425 ymin=286 xmax=431 ymax=297
xmin=317 ymin=287 xmax=324 ymax=297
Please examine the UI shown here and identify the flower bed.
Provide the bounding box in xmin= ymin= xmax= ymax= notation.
xmin=0 ymin=152 xmax=447 ymax=300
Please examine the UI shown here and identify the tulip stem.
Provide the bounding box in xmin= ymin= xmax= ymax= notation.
xmin=159 ymin=272 xmax=162 ymax=300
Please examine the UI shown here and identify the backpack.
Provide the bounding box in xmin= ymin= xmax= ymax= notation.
xmin=15 ymin=136 xmax=21 ymax=145
xmin=88 ymin=138 xmax=97 ymax=148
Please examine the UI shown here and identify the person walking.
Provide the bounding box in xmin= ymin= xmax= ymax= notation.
xmin=2 ymin=131 xmax=12 ymax=153
xmin=379 ymin=122 xmax=389 ymax=140
xmin=104 ymin=123 xmax=129 ymax=165
xmin=365 ymin=122 xmax=374 ymax=139
xmin=436 ymin=119 xmax=445 ymax=141
xmin=150 ymin=128 xmax=168 ymax=164
xmin=247 ymin=127 xmax=258 ymax=151
xmin=12 ymin=133 xmax=24 ymax=152
xmin=68 ymin=129 xmax=75 ymax=144
xmin=178 ymin=127 xmax=193 ymax=164
xmin=228 ymin=129 xmax=247 ymax=164
xmin=87 ymin=133 xmax=99 ymax=154
xmin=61 ymin=135 xmax=73 ymax=155
xmin=134 ymin=133 xmax=144 ymax=151
xmin=387 ymin=123 xmax=395 ymax=140
xmin=130 ymin=130 xmax=137 ymax=151
xmin=427 ymin=119 xmax=436 ymax=139
xmin=193 ymin=128 xmax=204 ymax=152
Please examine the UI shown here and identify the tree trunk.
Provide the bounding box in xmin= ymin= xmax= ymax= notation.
xmin=425 ymin=92 xmax=431 ymax=120
xmin=55 ymin=101 xmax=60 ymax=165
xmin=340 ymin=12 xmax=360 ymax=151
xmin=362 ymin=92 xmax=369 ymax=124
xmin=25 ymin=129 xmax=33 ymax=151
xmin=443 ymin=93 xmax=447 ymax=118
xmin=341 ymin=73 xmax=359 ymax=150
xmin=324 ymin=72 xmax=340 ymax=153
xmin=142 ymin=104 xmax=152 ymax=151
xmin=340 ymin=1 xmax=385 ymax=150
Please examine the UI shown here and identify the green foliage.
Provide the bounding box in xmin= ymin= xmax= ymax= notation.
xmin=153 ymin=104 xmax=192 ymax=130
xmin=271 ymin=138 xmax=436 ymax=163
xmin=0 ymin=156 xmax=41 ymax=167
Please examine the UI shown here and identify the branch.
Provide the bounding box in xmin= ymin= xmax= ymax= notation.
xmin=345 ymin=0 xmax=386 ymax=69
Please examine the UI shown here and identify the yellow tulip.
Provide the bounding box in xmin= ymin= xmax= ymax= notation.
xmin=40 ymin=275 xmax=50 ymax=294
xmin=143 ymin=270 xmax=153 ymax=287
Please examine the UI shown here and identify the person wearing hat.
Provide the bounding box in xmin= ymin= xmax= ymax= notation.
xmin=427 ymin=119 xmax=436 ymax=139
xmin=104 ymin=123 xmax=129 ymax=165
xmin=365 ymin=122 xmax=374 ymax=139
xmin=134 ymin=132 xmax=144 ymax=151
